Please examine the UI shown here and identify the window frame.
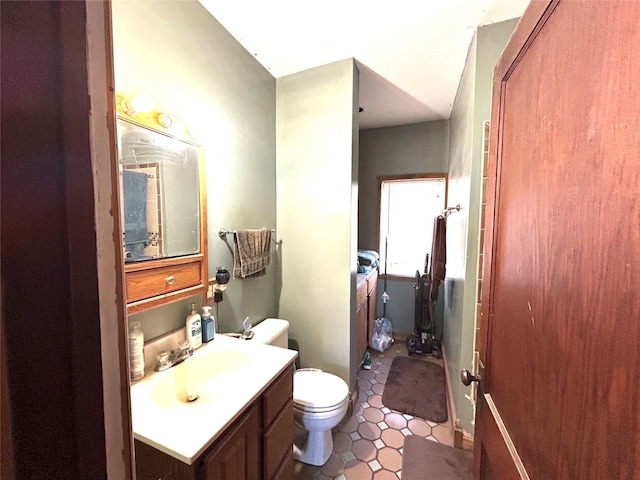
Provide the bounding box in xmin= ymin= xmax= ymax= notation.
xmin=376 ymin=173 xmax=448 ymax=281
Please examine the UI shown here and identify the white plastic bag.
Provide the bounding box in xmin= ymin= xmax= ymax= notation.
xmin=369 ymin=317 xmax=394 ymax=352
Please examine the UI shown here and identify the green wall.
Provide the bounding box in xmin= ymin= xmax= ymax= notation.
xmin=112 ymin=0 xmax=278 ymax=338
xmin=276 ymin=59 xmax=360 ymax=387
xmin=357 ymin=19 xmax=518 ymax=436
xmin=445 ymin=18 xmax=519 ymax=435
xmin=358 ymin=121 xmax=450 ymax=335
xmin=114 ymin=3 xmax=361 ymax=391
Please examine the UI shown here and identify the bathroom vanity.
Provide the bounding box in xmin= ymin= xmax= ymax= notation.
xmin=355 ymin=268 xmax=378 ymax=367
xmin=130 ymin=336 xmax=297 ymax=480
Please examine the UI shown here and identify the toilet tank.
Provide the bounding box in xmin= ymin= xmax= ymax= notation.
xmin=251 ymin=318 xmax=289 ymax=349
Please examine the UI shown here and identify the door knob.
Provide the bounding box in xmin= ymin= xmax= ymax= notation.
xmin=460 ymin=369 xmax=480 ymax=386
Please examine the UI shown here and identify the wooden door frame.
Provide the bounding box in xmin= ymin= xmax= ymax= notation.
xmin=85 ymin=1 xmax=135 ymax=477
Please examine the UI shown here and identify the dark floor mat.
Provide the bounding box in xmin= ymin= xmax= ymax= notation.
xmin=382 ymin=356 xmax=448 ymax=423
xmin=402 ymin=435 xmax=473 ymax=480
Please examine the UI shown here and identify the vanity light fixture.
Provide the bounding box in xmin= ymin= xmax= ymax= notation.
xmin=187 ymin=124 xmax=203 ymax=142
xmin=121 ymin=93 xmax=155 ymax=117
xmin=158 ymin=113 xmax=173 ymax=129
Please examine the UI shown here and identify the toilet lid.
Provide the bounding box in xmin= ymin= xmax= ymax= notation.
xmin=293 ymin=370 xmax=349 ymax=411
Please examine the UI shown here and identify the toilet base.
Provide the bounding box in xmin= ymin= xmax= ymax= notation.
xmin=293 ymin=424 xmax=334 ymax=467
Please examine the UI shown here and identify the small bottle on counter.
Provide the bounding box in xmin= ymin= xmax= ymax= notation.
xmin=185 ymin=302 xmax=202 ymax=350
xmin=201 ymin=305 xmax=215 ymax=343
xmin=129 ymin=321 xmax=145 ymax=381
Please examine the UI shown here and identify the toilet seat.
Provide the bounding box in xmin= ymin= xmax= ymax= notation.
xmin=294 ymin=396 xmax=349 ymax=415
xmin=293 ymin=370 xmax=349 ymax=412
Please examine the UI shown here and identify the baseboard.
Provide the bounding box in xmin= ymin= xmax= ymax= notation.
xmin=440 ymin=345 xmax=455 ymax=427
xmin=441 ymin=345 xmax=474 ymax=451
xmin=454 ymin=419 xmax=474 ymax=451
xmin=393 ymin=332 xmax=410 ymax=343
xmin=438 ymin=344 xmax=461 ymax=450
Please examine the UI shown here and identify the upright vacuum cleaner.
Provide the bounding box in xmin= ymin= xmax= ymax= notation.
xmin=406 ymin=254 xmax=442 ymax=358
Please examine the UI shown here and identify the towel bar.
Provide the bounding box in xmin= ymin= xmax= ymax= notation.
xmin=218 ymin=228 xmax=275 ymax=239
xmin=442 ymin=205 xmax=461 ymax=217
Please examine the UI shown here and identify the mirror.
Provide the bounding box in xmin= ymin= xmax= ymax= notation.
xmin=117 ymin=118 xmax=201 ymax=263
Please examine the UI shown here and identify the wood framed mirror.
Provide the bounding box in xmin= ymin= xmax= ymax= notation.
xmin=116 ymin=94 xmax=208 ymax=314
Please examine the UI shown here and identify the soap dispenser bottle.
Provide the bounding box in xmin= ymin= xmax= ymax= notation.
xmin=201 ymin=305 xmax=215 ymax=343
xmin=185 ymin=302 xmax=202 ymax=350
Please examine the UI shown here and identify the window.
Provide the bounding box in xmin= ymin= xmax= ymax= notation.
xmin=378 ymin=175 xmax=447 ymax=277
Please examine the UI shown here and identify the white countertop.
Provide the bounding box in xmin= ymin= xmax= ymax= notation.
xmin=130 ymin=334 xmax=297 ymax=464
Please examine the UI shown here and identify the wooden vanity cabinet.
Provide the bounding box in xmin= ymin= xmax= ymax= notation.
xmin=125 ymin=254 xmax=207 ymax=315
xmin=355 ymin=289 xmax=369 ymax=369
xmin=202 ymin=403 xmax=260 ymax=480
xmin=135 ymin=439 xmax=198 ymax=480
xmin=355 ymin=268 xmax=378 ymax=368
xmin=134 ymin=365 xmax=294 ymax=480
xmin=262 ymin=366 xmax=294 ymax=480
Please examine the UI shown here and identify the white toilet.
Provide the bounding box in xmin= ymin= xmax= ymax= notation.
xmin=251 ymin=318 xmax=349 ymax=466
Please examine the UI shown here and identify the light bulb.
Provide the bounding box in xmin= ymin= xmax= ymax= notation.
xmin=122 ymin=94 xmax=155 ymax=116
xmin=129 ymin=94 xmax=154 ymax=114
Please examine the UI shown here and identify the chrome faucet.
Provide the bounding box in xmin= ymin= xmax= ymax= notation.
xmin=154 ymin=341 xmax=194 ymax=372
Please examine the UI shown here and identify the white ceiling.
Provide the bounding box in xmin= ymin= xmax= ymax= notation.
xmin=199 ymin=0 xmax=529 ymax=129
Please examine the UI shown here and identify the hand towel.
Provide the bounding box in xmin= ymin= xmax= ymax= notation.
xmin=233 ymin=228 xmax=272 ymax=279
xmin=429 ymin=215 xmax=446 ymax=301
xmin=122 ymin=170 xmax=149 ymax=246
xmin=357 ymin=249 xmax=380 ymax=266
xmin=122 ymin=170 xmax=149 ymax=262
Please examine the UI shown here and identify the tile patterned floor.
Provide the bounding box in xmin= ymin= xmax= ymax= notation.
xmin=293 ymin=344 xmax=453 ymax=479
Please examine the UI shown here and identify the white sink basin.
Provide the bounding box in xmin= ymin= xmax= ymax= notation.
xmin=151 ymin=350 xmax=254 ymax=409
xmin=130 ymin=334 xmax=297 ymax=464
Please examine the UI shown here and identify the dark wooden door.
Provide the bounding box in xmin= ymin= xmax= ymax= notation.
xmin=476 ymin=1 xmax=640 ymax=478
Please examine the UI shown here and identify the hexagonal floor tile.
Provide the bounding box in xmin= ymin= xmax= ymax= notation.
xmin=407 ymin=418 xmax=432 ymax=437
xmin=352 ymin=438 xmax=377 ymax=462
xmin=367 ymin=394 xmax=384 ymax=409
xmin=333 ymin=431 xmax=353 ymax=453
xmin=339 ymin=416 xmax=358 ymax=434
xmin=359 ymin=369 xmax=375 ymax=380
xmin=376 ymin=447 xmax=403 ymax=474
xmin=359 ymin=379 xmax=372 ymax=391
xmin=377 ymin=363 xmax=391 ymax=374
xmin=431 ymin=423 xmax=454 ymax=445
xmin=320 ymin=453 xmax=346 ymax=477
xmin=371 ymin=382 xmax=385 ymax=395
xmin=358 ymin=421 xmax=382 ymax=441
xmin=343 ymin=461 xmax=373 ymax=480
xmin=293 ymin=460 xmax=320 ymax=479
xmin=363 ymin=406 xmax=385 ymax=423
xmin=383 ymin=412 xmax=407 ymax=430
xmin=380 ymin=428 xmax=405 ymax=449
xmin=374 ymin=372 xmax=388 ymax=384
xmin=373 ymin=469 xmax=399 ymax=479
